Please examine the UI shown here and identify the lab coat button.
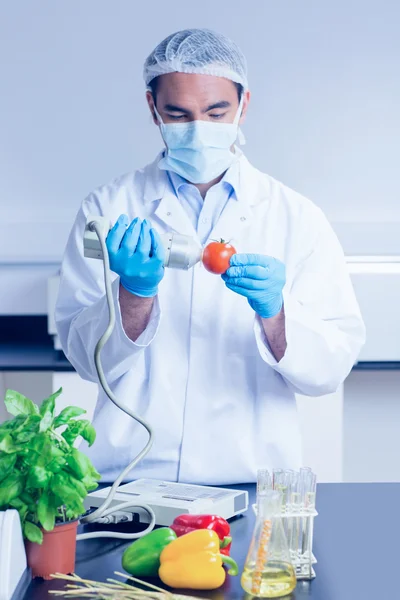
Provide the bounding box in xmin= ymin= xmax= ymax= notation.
xmin=166 ymin=212 xmax=172 ymax=217
xmin=240 ymin=216 xmax=247 ymax=222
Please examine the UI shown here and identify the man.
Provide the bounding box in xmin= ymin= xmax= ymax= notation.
xmin=56 ymin=29 xmax=365 ymax=485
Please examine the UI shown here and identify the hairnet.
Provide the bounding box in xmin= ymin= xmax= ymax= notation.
xmin=143 ymin=29 xmax=248 ymax=89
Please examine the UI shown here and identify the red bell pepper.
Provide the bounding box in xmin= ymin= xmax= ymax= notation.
xmin=170 ymin=515 xmax=232 ymax=556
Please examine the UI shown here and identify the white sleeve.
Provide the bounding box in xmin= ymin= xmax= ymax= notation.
xmin=254 ymin=208 xmax=366 ymax=396
xmin=55 ymin=195 xmax=161 ymax=384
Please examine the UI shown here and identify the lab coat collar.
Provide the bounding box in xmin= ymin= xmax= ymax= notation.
xmin=166 ymin=149 xmax=241 ymax=203
xmin=143 ymin=147 xmax=264 ymax=207
xmin=144 ymin=152 xmax=198 ymax=238
xmin=143 ymin=149 xmax=268 ymax=241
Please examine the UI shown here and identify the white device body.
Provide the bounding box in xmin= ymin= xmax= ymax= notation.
xmin=0 ymin=510 xmax=30 ymax=600
xmin=85 ymin=479 xmax=248 ymax=526
xmin=83 ymin=215 xmax=203 ymax=270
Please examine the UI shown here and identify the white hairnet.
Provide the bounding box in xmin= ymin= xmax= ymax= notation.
xmin=143 ymin=29 xmax=248 ymax=89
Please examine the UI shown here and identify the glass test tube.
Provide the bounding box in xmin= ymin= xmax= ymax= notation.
xmin=287 ymin=472 xmax=300 ymax=562
xmin=302 ymin=470 xmax=317 ymax=559
xmin=297 ymin=468 xmax=311 ymax=559
xmin=257 ymin=469 xmax=272 ymax=498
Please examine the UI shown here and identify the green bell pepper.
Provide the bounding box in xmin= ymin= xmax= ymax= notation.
xmin=122 ymin=527 xmax=177 ymax=577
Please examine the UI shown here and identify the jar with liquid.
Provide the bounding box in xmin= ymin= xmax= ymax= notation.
xmin=241 ymin=489 xmax=296 ymax=598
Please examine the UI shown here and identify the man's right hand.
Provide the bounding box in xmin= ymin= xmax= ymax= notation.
xmin=106 ymin=215 xmax=165 ymax=297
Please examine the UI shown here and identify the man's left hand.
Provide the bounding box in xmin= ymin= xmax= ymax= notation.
xmin=222 ymin=254 xmax=286 ymax=319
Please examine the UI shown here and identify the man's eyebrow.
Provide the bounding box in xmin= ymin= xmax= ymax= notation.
xmin=163 ymin=103 xmax=191 ymax=113
xmin=203 ymin=101 xmax=231 ymax=112
xmin=163 ymin=100 xmax=231 ymax=113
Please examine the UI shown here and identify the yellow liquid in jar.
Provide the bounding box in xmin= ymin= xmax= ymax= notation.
xmin=241 ymin=561 xmax=296 ymax=598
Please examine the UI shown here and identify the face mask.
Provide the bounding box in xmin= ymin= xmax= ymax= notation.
xmin=155 ymin=99 xmax=244 ymax=184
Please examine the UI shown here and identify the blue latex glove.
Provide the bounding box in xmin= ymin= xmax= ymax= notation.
xmin=106 ymin=215 xmax=165 ymax=297
xmin=222 ymin=254 xmax=286 ymax=319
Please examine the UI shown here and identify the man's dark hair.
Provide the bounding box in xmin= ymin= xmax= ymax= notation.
xmin=149 ymin=77 xmax=243 ymax=107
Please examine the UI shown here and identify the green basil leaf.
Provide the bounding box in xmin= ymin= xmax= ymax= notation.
xmin=89 ymin=463 xmax=101 ymax=480
xmin=53 ymin=406 xmax=86 ymax=428
xmin=37 ymin=492 xmax=56 ymax=531
xmin=0 ymin=421 xmax=11 ymax=433
xmin=65 ymin=473 xmax=87 ymax=499
xmin=61 ymin=420 xmax=86 ymax=446
xmin=50 ymin=474 xmax=78 ymax=504
xmin=0 ymin=453 xmax=16 ymax=481
xmin=40 ymin=388 xmax=62 ymax=418
xmin=51 ymin=494 xmax=64 ymax=510
xmin=27 ymin=466 xmax=51 ymax=489
xmin=27 ymin=432 xmax=47 ymax=454
xmin=22 ymin=441 xmax=47 ymax=468
xmin=82 ymin=459 xmax=101 ymax=492
xmin=9 ymin=497 xmax=27 ymax=510
xmin=62 ymin=419 xmax=96 ymax=447
xmin=0 ymin=415 xmax=26 ymax=432
xmin=65 ymin=507 xmax=83 ymax=521
xmin=81 ymin=422 xmax=96 ymax=447
xmin=13 ymin=415 xmax=41 ymax=443
xmin=23 ymin=521 xmax=43 ymax=544
xmin=47 ymin=455 xmax=66 ymax=474
xmin=51 ymin=474 xmax=85 ymax=515
xmin=35 ymin=439 xmax=66 ymax=469
xmin=5 ymin=390 xmax=39 ymax=417
xmin=39 ymin=412 xmax=53 ymax=433
xmin=0 ymin=472 xmax=23 ymax=506
xmin=21 ymin=491 xmax=36 ymax=508
xmin=13 ymin=414 xmax=40 ymax=432
xmin=9 ymin=498 xmax=29 ymax=522
xmin=82 ymin=474 xmax=99 ymax=492
xmin=67 ymin=496 xmax=86 ymax=516
xmin=66 ymin=448 xmax=91 ymax=479
xmin=39 ymin=389 xmax=62 ymax=432
xmin=0 ymin=434 xmax=15 ymax=453
xmin=39 ymin=409 xmax=53 ymax=433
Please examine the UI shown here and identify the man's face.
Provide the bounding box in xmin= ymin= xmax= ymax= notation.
xmin=146 ymin=72 xmax=250 ymax=126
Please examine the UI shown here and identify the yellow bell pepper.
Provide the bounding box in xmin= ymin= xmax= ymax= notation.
xmin=159 ymin=529 xmax=238 ymax=590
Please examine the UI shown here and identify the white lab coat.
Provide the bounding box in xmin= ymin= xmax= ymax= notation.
xmin=56 ymin=152 xmax=365 ymax=485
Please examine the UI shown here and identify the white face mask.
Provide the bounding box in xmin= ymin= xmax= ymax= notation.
xmin=154 ymin=99 xmax=244 ymax=184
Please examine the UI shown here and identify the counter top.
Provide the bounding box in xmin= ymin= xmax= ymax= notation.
xmin=1 ymin=316 xmax=400 ymax=371
xmin=0 ymin=344 xmax=73 ymax=371
xmin=25 ymin=482 xmax=400 ymax=600
xmin=0 ymin=343 xmax=399 ymax=372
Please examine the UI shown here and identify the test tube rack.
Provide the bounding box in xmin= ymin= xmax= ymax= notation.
xmin=252 ymin=503 xmax=318 ymax=580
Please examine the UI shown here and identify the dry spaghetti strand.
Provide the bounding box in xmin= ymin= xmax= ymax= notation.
xmin=251 ymin=519 xmax=272 ymax=595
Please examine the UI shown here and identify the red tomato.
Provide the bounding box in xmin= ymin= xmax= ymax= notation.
xmin=202 ymin=240 xmax=236 ymax=274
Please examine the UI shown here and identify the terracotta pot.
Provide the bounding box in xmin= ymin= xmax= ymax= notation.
xmin=25 ymin=520 xmax=78 ymax=580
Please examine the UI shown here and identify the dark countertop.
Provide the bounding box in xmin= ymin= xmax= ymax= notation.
xmin=0 ymin=344 xmax=399 ymax=372
xmin=1 ymin=316 xmax=400 ymax=371
xmin=0 ymin=344 xmax=73 ymax=371
xmin=25 ymin=482 xmax=400 ymax=600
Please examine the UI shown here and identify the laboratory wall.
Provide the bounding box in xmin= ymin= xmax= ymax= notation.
xmin=1 ymin=0 xmax=399 ymax=274
xmin=0 ymin=1 xmax=399 ymax=483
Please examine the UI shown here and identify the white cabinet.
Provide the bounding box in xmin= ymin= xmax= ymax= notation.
xmin=52 ymin=372 xmax=97 ymax=423
xmin=348 ymin=259 xmax=400 ymax=362
xmin=297 ymin=386 xmax=344 ymax=482
xmin=0 ymin=371 xmax=97 ymax=426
